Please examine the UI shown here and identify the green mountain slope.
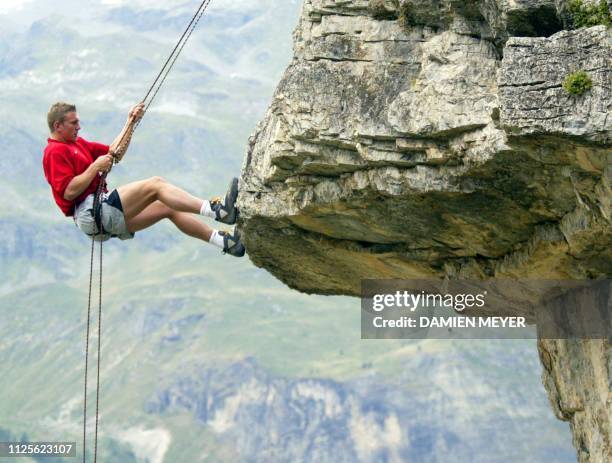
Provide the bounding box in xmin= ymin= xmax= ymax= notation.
xmin=0 ymin=1 xmax=574 ymax=462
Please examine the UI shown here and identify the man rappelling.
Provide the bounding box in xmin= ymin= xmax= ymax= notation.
xmin=42 ymin=101 xmax=245 ymax=257
xmin=39 ymin=3 xmax=248 ymax=461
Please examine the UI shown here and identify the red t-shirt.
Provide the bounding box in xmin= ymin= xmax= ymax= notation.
xmin=42 ymin=137 xmax=110 ymax=216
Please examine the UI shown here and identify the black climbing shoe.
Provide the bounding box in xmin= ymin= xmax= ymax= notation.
xmin=220 ymin=227 xmax=245 ymax=258
xmin=210 ymin=177 xmax=239 ymax=225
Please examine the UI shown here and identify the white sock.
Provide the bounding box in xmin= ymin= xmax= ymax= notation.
xmin=209 ymin=230 xmax=225 ymax=249
xmin=200 ymin=200 xmax=215 ymax=218
xmin=200 ymin=200 xmax=229 ymax=219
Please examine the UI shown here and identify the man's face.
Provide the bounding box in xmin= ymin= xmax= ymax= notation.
xmin=55 ymin=111 xmax=80 ymax=142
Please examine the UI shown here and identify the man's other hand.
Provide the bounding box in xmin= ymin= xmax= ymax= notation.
xmin=128 ymin=102 xmax=145 ymax=121
xmin=93 ymin=154 xmax=114 ymax=173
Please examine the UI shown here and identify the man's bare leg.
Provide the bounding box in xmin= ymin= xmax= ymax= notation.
xmin=126 ymin=201 xmax=213 ymax=241
xmin=117 ymin=176 xmax=203 ymax=221
xmin=116 ymin=176 xmax=245 ymax=257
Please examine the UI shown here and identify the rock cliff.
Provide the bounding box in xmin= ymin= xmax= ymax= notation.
xmin=238 ymin=1 xmax=611 ymax=461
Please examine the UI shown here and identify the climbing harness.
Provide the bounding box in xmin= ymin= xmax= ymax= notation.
xmin=82 ymin=1 xmax=213 ymax=461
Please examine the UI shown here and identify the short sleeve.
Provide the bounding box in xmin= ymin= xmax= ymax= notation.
xmin=47 ymin=147 xmax=76 ymax=198
xmin=81 ymin=138 xmax=110 ymax=160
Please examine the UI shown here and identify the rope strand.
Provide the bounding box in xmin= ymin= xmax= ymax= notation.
xmin=143 ymin=0 xmax=213 ymax=115
xmin=111 ymin=0 xmax=212 ymax=162
xmin=141 ymin=0 xmax=209 ymax=104
xmin=82 ymin=2 xmax=213 ymax=461
xmin=82 ymin=237 xmax=95 ymax=463
xmin=93 ymin=239 xmax=103 ymax=463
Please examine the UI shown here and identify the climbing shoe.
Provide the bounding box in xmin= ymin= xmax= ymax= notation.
xmin=220 ymin=227 xmax=245 ymax=258
xmin=210 ymin=177 xmax=239 ymax=225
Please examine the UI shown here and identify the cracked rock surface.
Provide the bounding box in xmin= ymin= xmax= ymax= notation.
xmin=538 ymin=337 xmax=611 ymax=463
xmin=239 ymin=3 xmax=610 ymax=295
xmin=238 ymin=1 xmax=610 ymax=460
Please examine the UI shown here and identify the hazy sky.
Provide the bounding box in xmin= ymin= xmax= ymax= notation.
xmin=0 ymin=0 xmax=299 ymax=15
xmin=0 ymin=0 xmax=32 ymax=14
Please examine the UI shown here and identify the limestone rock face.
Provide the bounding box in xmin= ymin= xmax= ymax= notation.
xmin=239 ymin=2 xmax=610 ymax=295
xmin=238 ymin=2 xmax=610 ymax=460
xmin=537 ymin=282 xmax=611 ymax=463
xmin=500 ymin=26 xmax=611 ymax=143
xmin=539 ymin=338 xmax=611 ymax=463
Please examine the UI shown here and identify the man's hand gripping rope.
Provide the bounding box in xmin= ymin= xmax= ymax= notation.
xmin=111 ymin=102 xmax=145 ymax=163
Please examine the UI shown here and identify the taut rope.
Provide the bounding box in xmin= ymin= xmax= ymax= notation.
xmin=82 ymin=1 xmax=214 ymax=461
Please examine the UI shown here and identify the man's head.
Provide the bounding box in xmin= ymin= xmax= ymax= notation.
xmin=47 ymin=102 xmax=80 ymax=142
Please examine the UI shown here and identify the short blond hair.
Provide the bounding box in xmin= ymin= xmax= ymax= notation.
xmin=47 ymin=102 xmax=76 ymax=132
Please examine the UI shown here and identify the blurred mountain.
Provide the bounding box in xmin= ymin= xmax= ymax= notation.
xmin=0 ymin=1 xmax=574 ymax=462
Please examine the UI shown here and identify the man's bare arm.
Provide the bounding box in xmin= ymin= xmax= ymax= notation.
xmin=109 ymin=103 xmax=145 ymax=162
xmin=63 ymin=155 xmax=113 ymax=201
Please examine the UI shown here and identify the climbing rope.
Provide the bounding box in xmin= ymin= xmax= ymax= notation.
xmin=112 ymin=0 xmax=213 ymax=162
xmin=82 ymin=234 xmax=94 ymax=463
xmin=141 ymin=0 xmax=213 ymax=115
xmin=82 ymin=1 xmax=213 ymax=461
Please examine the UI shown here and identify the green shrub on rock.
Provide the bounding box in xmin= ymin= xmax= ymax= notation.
xmin=562 ymin=70 xmax=593 ymax=95
xmin=398 ymin=1 xmax=416 ymax=29
xmin=369 ymin=0 xmax=399 ymax=20
xmin=567 ymin=0 xmax=611 ymax=28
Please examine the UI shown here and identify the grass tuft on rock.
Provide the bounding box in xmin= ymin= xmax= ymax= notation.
xmin=398 ymin=1 xmax=415 ymax=29
xmin=369 ymin=0 xmax=399 ymax=20
xmin=398 ymin=1 xmax=414 ymax=29
xmin=567 ymin=0 xmax=611 ymax=28
xmin=562 ymin=70 xmax=593 ymax=95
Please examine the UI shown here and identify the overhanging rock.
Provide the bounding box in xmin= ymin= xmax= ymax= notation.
xmin=239 ymin=13 xmax=610 ymax=296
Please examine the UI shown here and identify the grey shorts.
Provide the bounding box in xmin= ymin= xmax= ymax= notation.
xmin=74 ymin=190 xmax=135 ymax=241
